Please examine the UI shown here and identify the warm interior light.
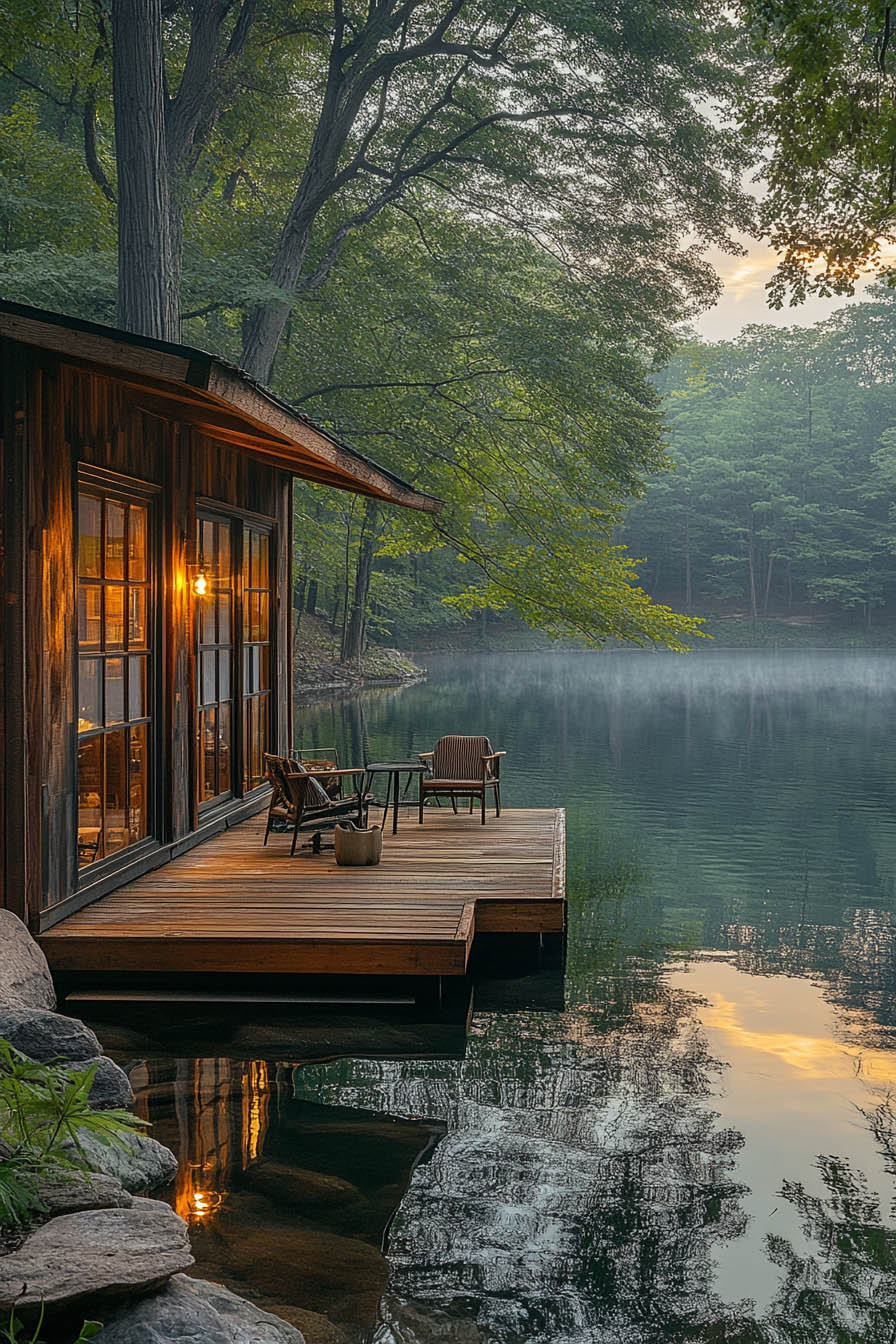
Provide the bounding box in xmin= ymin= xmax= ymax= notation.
xmin=193 ymin=568 xmax=210 ymax=597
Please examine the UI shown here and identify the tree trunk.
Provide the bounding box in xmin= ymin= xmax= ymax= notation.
xmin=684 ymin=513 xmax=692 ymax=611
xmin=305 ymin=578 xmax=318 ymax=615
xmin=112 ymin=0 xmax=178 ymax=339
xmin=763 ymin=554 xmax=774 ymax=616
xmin=342 ymin=501 xmax=379 ymax=665
xmin=747 ymin=520 xmax=758 ymax=620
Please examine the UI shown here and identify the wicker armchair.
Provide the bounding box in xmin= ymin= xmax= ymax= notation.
xmin=418 ymin=735 xmax=505 ymax=825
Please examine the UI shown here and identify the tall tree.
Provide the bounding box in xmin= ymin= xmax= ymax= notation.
xmin=2 ymin=0 xmax=752 ymax=363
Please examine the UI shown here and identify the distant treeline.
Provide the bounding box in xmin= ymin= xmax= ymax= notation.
xmin=623 ymin=286 xmax=896 ymax=625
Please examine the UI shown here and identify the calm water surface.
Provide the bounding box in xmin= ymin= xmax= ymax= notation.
xmin=127 ymin=651 xmax=896 ymax=1343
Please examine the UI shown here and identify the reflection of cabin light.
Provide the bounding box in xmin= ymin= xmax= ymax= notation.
xmin=192 ymin=568 xmax=210 ymax=597
xmin=188 ymin=1187 xmax=223 ymax=1222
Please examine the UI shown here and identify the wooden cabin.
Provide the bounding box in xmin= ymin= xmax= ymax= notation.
xmin=0 ymin=300 xmax=439 ymax=934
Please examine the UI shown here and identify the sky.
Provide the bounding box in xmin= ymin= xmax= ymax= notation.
xmin=693 ymin=230 xmax=890 ymax=342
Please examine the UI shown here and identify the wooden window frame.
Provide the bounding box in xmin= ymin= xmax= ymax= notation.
xmin=194 ymin=505 xmax=275 ymax=819
xmin=74 ymin=466 xmax=163 ymax=892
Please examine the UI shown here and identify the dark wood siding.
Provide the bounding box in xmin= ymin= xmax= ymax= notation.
xmin=2 ymin=353 xmax=292 ymax=928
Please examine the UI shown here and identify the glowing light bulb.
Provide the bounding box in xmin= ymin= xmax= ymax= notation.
xmin=193 ymin=569 xmax=209 ymax=597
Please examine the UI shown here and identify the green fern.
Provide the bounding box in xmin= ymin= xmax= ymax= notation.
xmin=0 ymin=1039 xmax=146 ymax=1228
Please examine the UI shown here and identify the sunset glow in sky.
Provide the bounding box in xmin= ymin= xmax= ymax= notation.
xmin=693 ymin=232 xmax=896 ymax=341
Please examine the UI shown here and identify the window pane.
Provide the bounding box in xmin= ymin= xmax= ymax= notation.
xmin=218 ymin=650 xmax=231 ymax=700
xmin=105 ymin=501 xmax=126 ymax=579
xmin=217 ymin=703 xmax=231 ymax=796
xmin=105 ymin=658 xmax=125 ymax=725
xmin=129 ymin=506 xmax=147 ymax=581
xmin=259 ymin=644 xmax=270 ymax=691
xmin=242 ymin=526 xmax=252 ymax=586
xmin=243 ymin=695 xmax=268 ymax=792
xmin=77 ymin=736 xmax=103 ymax=868
xmin=127 ymin=724 xmax=148 ymax=844
xmin=200 ymin=520 xmax=215 ymax=567
xmin=104 ymin=729 xmax=128 ymax=854
xmin=78 ymin=495 xmax=101 ymax=578
xmin=129 ymin=586 xmax=147 ymax=648
xmin=200 ymin=708 xmax=217 ymax=802
xmin=243 ymin=645 xmax=255 ymax=694
xmin=217 ymin=594 xmax=231 ymax=645
xmin=106 ymin=585 xmax=125 ymax=649
xmin=256 ymin=591 xmax=269 ymax=641
xmin=200 ymin=593 xmax=216 ymax=645
xmin=201 ymin=650 xmax=217 ymax=706
xmin=253 ymin=532 xmax=269 ymax=588
xmin=128 ymin=655 xmax=147 ymax=720
xmin=78 ymin=584 xmax=102 ymax=648
xmin=78 ymin=658 xmax=101 ymax=733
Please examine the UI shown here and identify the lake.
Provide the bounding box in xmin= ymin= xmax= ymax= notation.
xmin=127 ymin=650 xmax=896 ymax=1343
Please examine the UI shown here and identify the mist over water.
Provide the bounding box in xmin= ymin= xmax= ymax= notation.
xmin=293 ymin=650 xmax=896 ymax=1340
xmin=129 ymin=651 xmax=896 ymax=1343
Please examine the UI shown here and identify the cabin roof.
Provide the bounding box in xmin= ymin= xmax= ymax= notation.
xmin=0 ymin=299 xmax=441 ymax=514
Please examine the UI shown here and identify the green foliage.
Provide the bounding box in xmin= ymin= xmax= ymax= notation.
xmin=0 ymin=0 xmax=756 ymax=648
xmin=0 ymin=1039 xmax=146 ymax=1228
xmin=624 ymin=288 xmax=896 ymax=625
xmin=1 ymin=1304 xmax=101 ymax=1344
xmin=739 ymin=0 xmax=896 ymax=304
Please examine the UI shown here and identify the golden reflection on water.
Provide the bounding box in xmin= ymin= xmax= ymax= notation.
xmin=133 ymin=1058 xmax=272 ymax=1226
xmin=668 ymin=956 xmax=896 ymax=1313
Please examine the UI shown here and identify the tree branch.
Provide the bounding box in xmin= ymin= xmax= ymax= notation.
xmin=83 ymin=90 xmax=116 ymax=201
xmin=292 ymin=368 xmax=510 ymax=404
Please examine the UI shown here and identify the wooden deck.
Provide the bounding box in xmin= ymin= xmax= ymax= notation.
xmin=39 ymin=808 xmax=565 ymax=978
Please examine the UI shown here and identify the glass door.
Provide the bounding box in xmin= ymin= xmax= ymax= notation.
xmin=76 ymin=483 xmax=153 ymax=870
xmin=196 ymin=515 xmax=234 ymax=808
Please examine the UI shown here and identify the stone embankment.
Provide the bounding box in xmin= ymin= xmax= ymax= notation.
xmin=0 ymin=910 xmax=306 ymax=1342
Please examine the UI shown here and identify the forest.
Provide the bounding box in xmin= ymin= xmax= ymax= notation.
xmin=2 ymin=1 xmax=896 ymax=651
xmin=624 ymin=291 xmax=896 ymax=629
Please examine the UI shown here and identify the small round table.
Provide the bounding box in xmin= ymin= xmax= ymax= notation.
xmin=363 ymin=762 xmax=427 ymax=836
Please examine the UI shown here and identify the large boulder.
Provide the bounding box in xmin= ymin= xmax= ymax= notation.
xmin=60 ymin=1054 xmax=135 ymax=1109
xmin=30 ymin=1169 xmax=133 ymax=1217
xmin=0 ymin=1005 xmax=101 ymax=1062
xmin=66 ymin=1126 xmax=178 ymax=1193
xmin=99 ymin=1274 xmax=307 ymax=1343
xmin=0 ymin=1198 xmax=192 ymax=1312
xmin=0 ymin=912 xmax=55 ymax=1011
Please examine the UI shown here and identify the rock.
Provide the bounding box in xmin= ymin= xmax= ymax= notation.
xmin=0 ymin=1198 xmax=192 ymax=1312
xmin=241 ymin=1160 xmax=368 ymax=1213
xmin=196 ymin=1218 xmax=388 ymax=1315
xmin=0 ymin=911 xmax=55 ymax=1011
xmin=0 ymin=1005 xmax=101 ymax=1062
xmin=31 ymin=1169 xmax=133 ymax=1217
xmin=99 ymin=1273 xmax=306 ymax=1343
xmin=254 ymin=1302 xmax=347 ymax=1344
xmin=60 ymin=1054 xmax=135 ymax=1109
xmin=66 ymin=1126 xmax=178 ymax=1193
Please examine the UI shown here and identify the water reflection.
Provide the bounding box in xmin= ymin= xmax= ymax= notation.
xmin=129 ymin=1057 xmax=444 ymax=1342
xmin=129 ymin=1058 xmax=273 ymax=1227
xmin=108 ymin=651 xmax=896 ymax=1343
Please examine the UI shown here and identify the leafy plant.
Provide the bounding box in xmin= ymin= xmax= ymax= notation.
xmin=1 ymin=1303 xmax=101 ymax=1343
xmin=0 ymin=1039 xmax=146 ymax=1228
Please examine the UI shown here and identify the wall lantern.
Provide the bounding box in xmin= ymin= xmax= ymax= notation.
xmin=192 ymin=566 xmax=211 ymax=597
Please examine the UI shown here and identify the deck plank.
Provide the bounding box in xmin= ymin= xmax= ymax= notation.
xmin=39 ymin=807 xmax=565 ymax=977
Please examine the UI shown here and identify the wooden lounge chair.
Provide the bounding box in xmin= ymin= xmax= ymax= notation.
xmin=263 ymin=753 xmax=370 ymax=854
xmin=418 ymin=735 xmax=505 ymax=825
